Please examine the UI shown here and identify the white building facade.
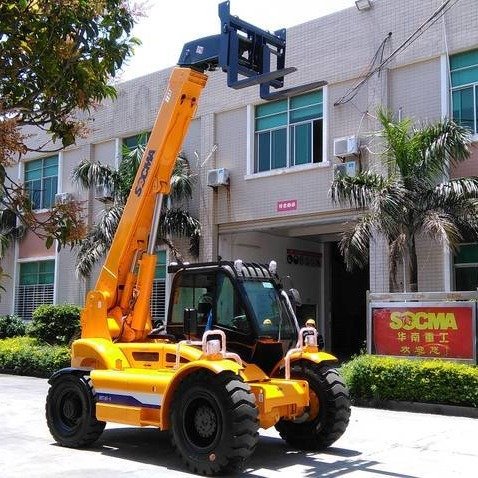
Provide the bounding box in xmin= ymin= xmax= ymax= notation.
xmin=1 ymin=0 xmax=478 ymax=357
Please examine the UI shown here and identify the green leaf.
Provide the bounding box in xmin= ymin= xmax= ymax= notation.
xmin=45 ymin=236 xmax=54 ymax=249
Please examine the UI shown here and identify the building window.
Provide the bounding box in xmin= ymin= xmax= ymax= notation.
xmin=450 ymin=49 xmax=478 ymax=134
xmin=24 ymin=156 xmax=58 ymax=210
xmin=123 ymin=132 xmax=150 ymax=154
xmin=254 ymin=90 xmax=323 ymax=173
xmin=15 ymin=260 xmax=55 ymax=321
xmin=454 ymin=244 xmax=478 ymax=291
xmin=151 ymin=250 xmax=166 ymax=325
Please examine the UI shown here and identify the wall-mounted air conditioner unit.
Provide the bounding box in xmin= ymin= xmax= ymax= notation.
xmin=54 ymin=192 xmax=74 ymax=204
xmin=95 ymin=185 xmax=113 ymax=203
xmin=333 ymin=135 xmax=360 ymax=157
xmin=333 ymin=160 xmax=358 ymax=178
xmin=207 ymin=168 xmax=230 ymax=188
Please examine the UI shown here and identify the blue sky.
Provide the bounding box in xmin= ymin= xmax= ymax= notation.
xmin=120 ymin=0 xmax=357 ymax=81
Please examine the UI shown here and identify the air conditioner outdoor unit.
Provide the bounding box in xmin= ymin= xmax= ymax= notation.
xmin=95 ymin=185 xmax=113 ymax=203
xmin=207 ymin=168 xmax=230 ymax=188
xmin=333 ymin=135 xmax=359 ymax=157
xmin=334 ymin=160 xmax=358 ymax=178
xmin=54 ymin=192 xmax=74 ymax=204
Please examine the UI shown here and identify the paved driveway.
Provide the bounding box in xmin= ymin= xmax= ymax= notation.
xmin=0 ymin=374 xmax=476 ymax=477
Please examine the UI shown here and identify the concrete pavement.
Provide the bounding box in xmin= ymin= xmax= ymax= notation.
xmin=0 ymin=374 xmax=476 ymax=477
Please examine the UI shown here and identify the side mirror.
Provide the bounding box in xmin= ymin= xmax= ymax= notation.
xmin=288 ymin=288 xmax=302 ymax=308
xmin=183 ymin=308 xmax=198 ymax=337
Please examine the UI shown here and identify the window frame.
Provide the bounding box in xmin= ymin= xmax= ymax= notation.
xmin=248 ymin=87 xmax=328 ymax=177
xmin=452 ymin=84 xmax=477 ymax=134
xmin=23 ymin=156 xmax=59 ymax=211
xmin=450 ymin=49 xmax=478 ymax=136
xmin=122 ymin=132 xmax=150 ymax=154
xmin=215 ymin=271 xmax=250 ymax=334
xmin=19 ymin=259 xmax=55 ymax=286
xmin=15 ymin=258 xmax=56 ymax=321
xmin=453 ymin=242 xmax=478 ymax=291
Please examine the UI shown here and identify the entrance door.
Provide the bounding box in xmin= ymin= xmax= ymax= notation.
xmin=330 ymin=242 xmax=369 ymax=359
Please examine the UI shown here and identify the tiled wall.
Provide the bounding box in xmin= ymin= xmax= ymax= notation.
xmin=2 ymin=0 xmax=478 ymax=315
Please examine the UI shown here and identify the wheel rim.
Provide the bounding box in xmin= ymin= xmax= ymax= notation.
xmin=307 ymin=388 xmax=320 ymax=421
xmin=183 ymin=395 xmax=221 ymax=450
xmin=56 ymin=389 xmax=83 ymax=432
xmin=290 ymin=387 xmax=320 ymax=424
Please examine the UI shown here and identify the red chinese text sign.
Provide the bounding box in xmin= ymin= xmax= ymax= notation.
xmin=371 ymin=304 xmax=475 ymax=360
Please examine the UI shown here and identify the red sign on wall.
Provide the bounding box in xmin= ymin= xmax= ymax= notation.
xmin=371 ymin=303 xmax=476 ymax=361
xmin=277 ymin=199 xmax=297 ymax=212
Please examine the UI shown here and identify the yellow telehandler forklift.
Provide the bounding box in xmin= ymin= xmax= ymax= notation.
xmin=46 ymin=2 xmax=350 ymax=475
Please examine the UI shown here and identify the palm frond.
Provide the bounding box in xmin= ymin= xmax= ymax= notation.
xmin=389 ymin=233 xmax=407 ymax=290
xmin=339 ymin=214 xmax=378 ymax=271
xmin=170 ymin=155 xmax=195 ymax=202
xmin=189 ymin=229 xmax=201 ymax=257
xmin=423 ymin=178 xmax=478 ymax=245
xmin=94 ymin=205 xmax=124 ymax=245
xmin=158 ymin=208 xmax=201 ymax=238
xmin=433 ymin=177 xmax=478 ymax=205
xmin=330 ymin=170 xmax=390 ymax=209
xmin=377 ymin=108 xmax=414 ymax=176
xmin=436 ymin=197 xmax=478 ymax=245
xmin=419 ymin=210 xmax=462 ymax=250
xmin=75 ymin=204 xmax=123 ymax=277
xmin=158 ymin=236 xmax=185 ymax=263
xmin=75 ymin=236 xmax=109 ymax=278
xmin=369 ymin=180 xmax=409 ymax=229
xmin=412 ymin=119 xmax=471 ymax=178
xmin=119 ymin=138 xmax=146 ymax=193
xmin=71 ymin=158 xmax=120 ymax=193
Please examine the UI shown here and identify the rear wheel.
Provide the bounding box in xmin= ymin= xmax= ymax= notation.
xmin=275 ymin=362 xmax=350 ymax=450
xmin=171 ymin=370 xmax=259 ymax=475
xmin=46 ymin=374 xmax=105 ymax=447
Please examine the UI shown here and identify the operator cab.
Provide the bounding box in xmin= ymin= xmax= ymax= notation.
xmin=166 ymin=260 xmax=299 ymax=374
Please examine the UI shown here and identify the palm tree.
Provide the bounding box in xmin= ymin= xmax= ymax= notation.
xmin=330 ymin=109 xmax=478 ymax=292
xmin=72 ymin=133 xmax=201 ymax=278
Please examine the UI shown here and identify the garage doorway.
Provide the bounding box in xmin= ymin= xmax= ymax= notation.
xmin=330 ymin=242 xmax=369 ymax=359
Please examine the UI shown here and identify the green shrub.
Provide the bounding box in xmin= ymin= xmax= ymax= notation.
xmin=0 ymin=315 xmax=26 ymax=338
xmin=27 ymin=304 xmax=81 ymax=345
xmin=342 ymin=354 xmax=478 ymax=407
xmin=0 ymin=336 xmax=70 ymax=378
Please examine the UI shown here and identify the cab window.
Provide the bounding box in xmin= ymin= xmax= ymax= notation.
xmin=216 ymin=272 xmax=249 ymax=333
xmin=170 ymin=272 xmax=215 ymax=325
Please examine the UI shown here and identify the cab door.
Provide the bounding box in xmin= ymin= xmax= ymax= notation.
xmin=167 ymin=269 xmax=216 ymax=338
xmin=213 ymin=271 xmax=255 ymax=361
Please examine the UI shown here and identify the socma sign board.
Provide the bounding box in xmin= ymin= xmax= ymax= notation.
xmin=369 ymin=302 xmax=476 ymax=363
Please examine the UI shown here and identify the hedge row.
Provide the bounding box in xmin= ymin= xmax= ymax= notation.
xmin=341 ymin=354 xmax=478 ymax=408
xmin=0 ymin=304 xmax=81 ymax=344
xmin=0 ymin=337 xmax=70 ymax=378
xmin=1 ymin=333 xmax=477 ymax=409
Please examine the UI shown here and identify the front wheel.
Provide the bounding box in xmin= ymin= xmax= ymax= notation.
xmin=275 ymin=362 xmax=351 ymax=450
xmin=45 ymin=373 xmax=105 ymax=448
xmin=170 ymin=370 xmax=259 ymax=475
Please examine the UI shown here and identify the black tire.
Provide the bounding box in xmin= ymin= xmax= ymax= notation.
xmin=45 ymin=374 xmax=105 ymax=448
xmin=275 ymin=362 xmax=350 ymax=450
xmin=170 ymin=370 xmax=259 ymax=475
